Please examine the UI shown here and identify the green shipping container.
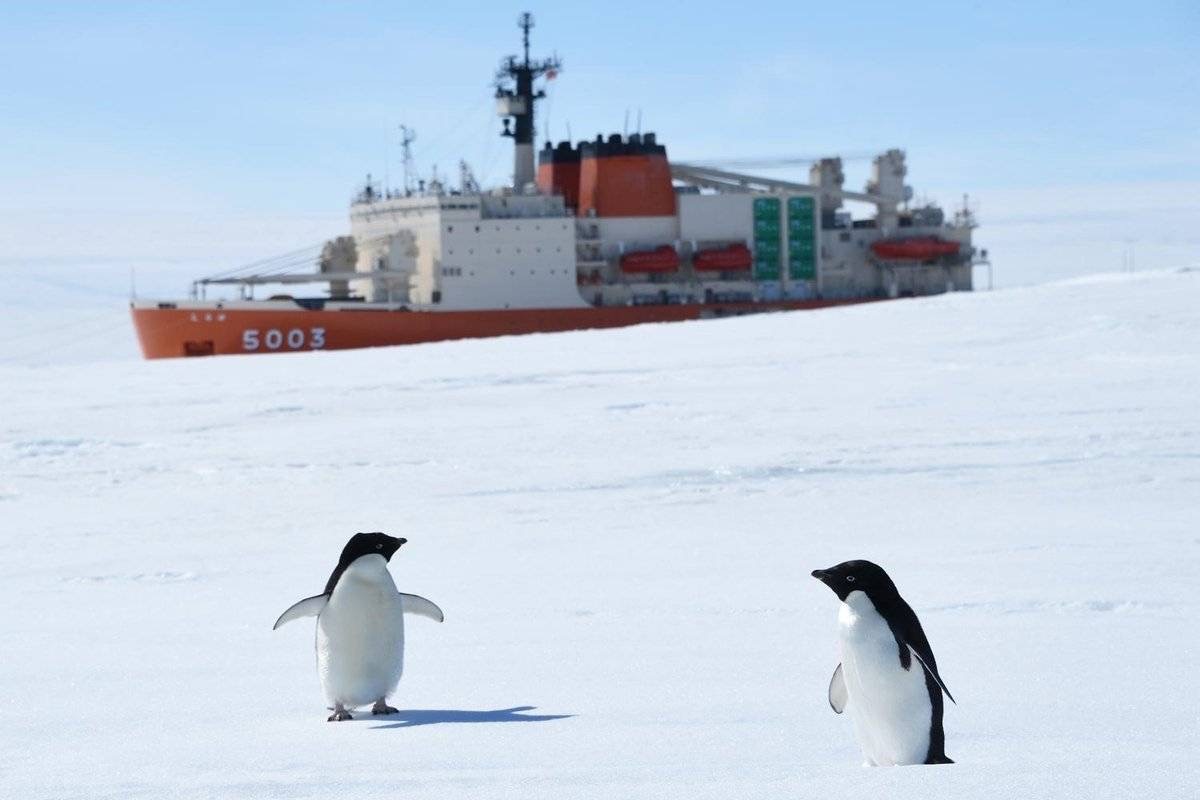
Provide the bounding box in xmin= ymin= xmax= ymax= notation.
xmin=787 ymin=195 xmax=817 ymax=282
xmin=756 ymin=225 xmax=781 ymax=238
xmin=754 ymin=197 xmax=781 ymax=219
xmin=755 ymin=263 xmax=781 ymax=281
xmin=753 ymin=197 xmax=782 ymax=281
xmin=789 ymin=257 xmax=816 ymax=280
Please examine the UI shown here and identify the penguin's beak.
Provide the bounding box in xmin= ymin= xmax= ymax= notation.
xmin=811 ymin=568 xmax=829 ymax=582
xmin=397 ymin=538 xmax=408 ymax=546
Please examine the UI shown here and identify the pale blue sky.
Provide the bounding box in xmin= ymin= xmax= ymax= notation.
xmin=1 ymin=1 xmax=1197 ymax=286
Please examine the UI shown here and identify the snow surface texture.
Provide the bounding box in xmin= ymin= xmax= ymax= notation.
xmin=1 ymin=270 xmax=1198 ymax=798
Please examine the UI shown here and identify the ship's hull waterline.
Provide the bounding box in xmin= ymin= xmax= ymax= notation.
xmin=130 ymin=298 xmax=879 ymax=359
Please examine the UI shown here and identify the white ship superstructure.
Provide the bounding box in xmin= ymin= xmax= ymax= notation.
xmin=130 ymin=13 xmax=987 ymax=359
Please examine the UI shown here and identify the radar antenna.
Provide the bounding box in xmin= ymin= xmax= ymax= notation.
xmin=495 ymin=12 xmax=562 ymax=191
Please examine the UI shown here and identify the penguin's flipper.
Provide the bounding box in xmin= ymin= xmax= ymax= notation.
xmin=828 ymin=663 xmax=848 ymax=714
xmin=273 ymin=594 xmax=328 ymax=630
xmin=907 ymin=645 xmax=956 ymax=705
xmin=399 ymin=593 xmax=444 ymax=622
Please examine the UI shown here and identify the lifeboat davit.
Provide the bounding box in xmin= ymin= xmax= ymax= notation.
xmin=870 ymin=237 xmax=961 ymax=261
xmin=620 ymin=245 xmax=680 ymax=273
xmin=693 ymin=243 xmax=752 ymax=271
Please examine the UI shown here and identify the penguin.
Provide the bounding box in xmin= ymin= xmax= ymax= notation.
xmin=274 ymin=532 xmax=444 ymax=722
xmin=811 ymin=560 xmax=954 ymax=766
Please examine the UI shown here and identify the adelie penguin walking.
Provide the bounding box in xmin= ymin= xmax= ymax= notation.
xmin=812 ymin=560 xmax=955 ymax=766
xmin=274 ymin=533 xmax=444 ymax=721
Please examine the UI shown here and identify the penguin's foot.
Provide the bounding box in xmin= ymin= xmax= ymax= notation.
xmin=371 ymin=700 xmax=399 ymax=716
xmin=327 ymin=704 xmax=354 ymax=722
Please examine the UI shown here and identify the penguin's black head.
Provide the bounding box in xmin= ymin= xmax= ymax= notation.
xmin=811 ymin=560 xmax=897 ymax=602
xmin=322 ymin=533 xmax=406 ymax=596
xmin=339 ymin=532 xmax=406 ymax=564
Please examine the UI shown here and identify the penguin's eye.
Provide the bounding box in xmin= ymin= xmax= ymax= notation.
xmin=845 ymin=575 xmax=856 ymax=582
xmin=375 ymin=543 xmax=383 ymax=549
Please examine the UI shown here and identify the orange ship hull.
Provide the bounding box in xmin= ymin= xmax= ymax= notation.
xmin=130 ymin=298 xmax=879 ymax=359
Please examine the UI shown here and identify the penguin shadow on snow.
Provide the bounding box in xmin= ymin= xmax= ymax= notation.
xmin=367 ymin=706 xmax=574 ymax=730
xmin=274 ymin=534 xmax=574 ymax=730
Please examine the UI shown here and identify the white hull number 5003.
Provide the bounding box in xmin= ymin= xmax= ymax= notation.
xmin=243 ymin=327 xmax=326 ymax=351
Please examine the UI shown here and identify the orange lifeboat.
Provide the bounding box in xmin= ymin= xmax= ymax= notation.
xmin=870 ymin=237 xmax=961 ymax=260
xmin=693 ymin=243 xmax=752 ymax=271
xmin=620 ymin=245 xmax=680 ymax=273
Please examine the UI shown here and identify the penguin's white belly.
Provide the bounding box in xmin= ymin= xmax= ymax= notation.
xmin=838 ymin=592 xmax=932 ymax=766
xmin=316 ymin=560 xmax=405 ymax=707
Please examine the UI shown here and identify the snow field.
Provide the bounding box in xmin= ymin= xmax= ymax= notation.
xmin=1 ymin=269 xmax=1197 ymax=798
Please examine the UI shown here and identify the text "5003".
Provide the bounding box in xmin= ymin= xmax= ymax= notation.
xmin=242 ymin=328 xmax=326 ymax=351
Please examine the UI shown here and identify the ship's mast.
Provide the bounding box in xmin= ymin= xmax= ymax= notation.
xmin=495 ymin=12 xmax=561 ymax=191
xmin=399 ymin=125 xmax=417 ymax=196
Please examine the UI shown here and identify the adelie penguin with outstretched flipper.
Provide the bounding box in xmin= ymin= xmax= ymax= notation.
xmin=812 ymin=560 xmax=955 ymax=766
xmin=274 ymin=533 xmax=444 ymax=722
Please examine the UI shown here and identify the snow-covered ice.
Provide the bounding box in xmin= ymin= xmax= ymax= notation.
xmin=1 ymin=268 xmax=1198 ymax=798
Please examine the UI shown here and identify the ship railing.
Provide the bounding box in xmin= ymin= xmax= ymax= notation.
xmin=190 ymin=270 xmax=413 ymax=301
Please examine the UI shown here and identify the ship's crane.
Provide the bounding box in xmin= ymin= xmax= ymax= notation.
xmin=671 ymin=161 xmax=894 ymax=207
xmin=673 ymin=148 xmax=915 ymax=234
xmin=680 ymin=153 xmax=874 ymax=170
